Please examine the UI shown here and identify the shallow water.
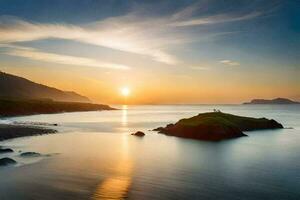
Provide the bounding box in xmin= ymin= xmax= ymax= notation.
xmin=0 ymin=105 xmax=300 ymax=200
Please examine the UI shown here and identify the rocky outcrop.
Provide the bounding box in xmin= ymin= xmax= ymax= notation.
xmin=20 ymin=152 xmax=41 ymax=157
xmin=0 ymin=147 xmax=13 ymax=153
xmin=131 ymin=131 xmax=145 ymax=137
xmin=0 ymin=157 xmax=17 ymax=166
xmin=153 ymin=112 xmax=283 ymax=141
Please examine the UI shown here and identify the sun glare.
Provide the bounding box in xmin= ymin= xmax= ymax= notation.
xmin=121 ymin=87 xmax=130 ymax=97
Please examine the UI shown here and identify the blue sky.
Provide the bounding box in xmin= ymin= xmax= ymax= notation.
xmin=0 ymin=0 xmax=299 ymax=103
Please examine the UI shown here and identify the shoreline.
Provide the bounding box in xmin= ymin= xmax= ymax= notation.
xmin=0 ymin=124 xmax=57 ymax=141
xmin=0 ymin=102 xmax=117 ymax=141
xmin=0 ymin=98 xmax=116 ymax=117
xmin=0 ymin=109 xmax=117 ymax=118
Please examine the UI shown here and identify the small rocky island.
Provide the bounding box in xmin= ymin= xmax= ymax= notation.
xmin=153 ymin=112 xmax=283 ymax=141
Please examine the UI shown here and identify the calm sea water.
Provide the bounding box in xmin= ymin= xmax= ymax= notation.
xmin=0 ymin=105 xmax=300 ymax=200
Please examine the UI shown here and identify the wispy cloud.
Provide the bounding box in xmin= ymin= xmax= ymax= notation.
xmin=170 ymin=11 xmax=262 ymax=27
xmin=0 ymin=3 xmax=267 ymax=66
xmin=4 ymin=46 xmax=130 ymax=70
xmin=219 ymin=60 xmax=240 ymax=66
xmin=0 ymin=17 xmax=180 ymax=65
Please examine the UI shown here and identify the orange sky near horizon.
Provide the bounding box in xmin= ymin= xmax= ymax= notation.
xmin=2 ymin=65 xmax=299 ymax=105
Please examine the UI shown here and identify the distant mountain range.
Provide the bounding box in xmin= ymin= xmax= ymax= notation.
xmin=0 ymin=71 xmax=90 ymax=103
xmin=244 ymin=98 xmax=300 ymax=105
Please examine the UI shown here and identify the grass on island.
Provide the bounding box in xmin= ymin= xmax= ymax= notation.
xmin=177 ymin=112 xmax=282 ymax=131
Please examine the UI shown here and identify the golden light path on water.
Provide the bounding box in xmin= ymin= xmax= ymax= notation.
xmin=92 ymin=105 xmax=133 ymax=200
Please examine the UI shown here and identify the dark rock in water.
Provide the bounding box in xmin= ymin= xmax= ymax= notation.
xmin=131 ymin=131 xmax=145 ymax=137
xmin=153 ymin=112 xmax=283 ymax=141
xmin=153 ymin=127 xmax=163 ymax=132
xmin=153 ymin=124 xmax=173 ymax=132
xmin=0 ymin=157 xmax=17 ymax=166
xmin=20 ymin=152 xmax=41 ymax=157
xmin=0 ymin=148 xmax=14 ymax=153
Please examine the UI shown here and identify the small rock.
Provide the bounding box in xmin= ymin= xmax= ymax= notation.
xmin=152 ymin=127 xmax=164 ymax=132
xmin=0 ymin=157 xmax=17 ymax=166
xmin=0 ymin=148 xmax=14 ymax=153
xmin=20 ymin=152 xmax=41 ymax=157
xmin=131 ymin=131 xmax=145 ymax=137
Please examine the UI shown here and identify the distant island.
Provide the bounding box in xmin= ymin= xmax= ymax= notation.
xmin=153 ymin=112 xmax=283 ymax=141
xmin=0 ymin=71 xmax=90 ymax=103
xmin=244 ymin=98 xmax=300 ymax=105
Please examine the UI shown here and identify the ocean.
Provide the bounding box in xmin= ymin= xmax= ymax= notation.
xmin=0 ymin=104 xmax=300 ymax=200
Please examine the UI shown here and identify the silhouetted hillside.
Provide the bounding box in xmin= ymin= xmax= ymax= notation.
xmin=0 ymin=71 xmax=90 ymax=103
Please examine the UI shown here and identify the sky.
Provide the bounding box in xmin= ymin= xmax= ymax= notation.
xmin=0 ymin=0 xmax=299 ymax=104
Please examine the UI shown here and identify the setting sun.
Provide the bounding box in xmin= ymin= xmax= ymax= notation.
xmin=120 ymin=87 xmax=130 ymax=97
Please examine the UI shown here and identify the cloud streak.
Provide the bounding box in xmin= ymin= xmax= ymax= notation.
xmin=170 ymin=11 xmax=262 ymax=27
xmin=4 ymin=46 xmax=130 ymax=70
xmin=220 ymin=60 xmax=240 ymax=66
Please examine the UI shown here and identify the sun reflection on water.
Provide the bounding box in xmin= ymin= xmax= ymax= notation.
xmin=121 ymin=105 xmax=128 ymax=127
xmin=92 ymin=105 xmax=133 ymax=200
xmin=92 ymin=159 xmax=133 ymax=200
